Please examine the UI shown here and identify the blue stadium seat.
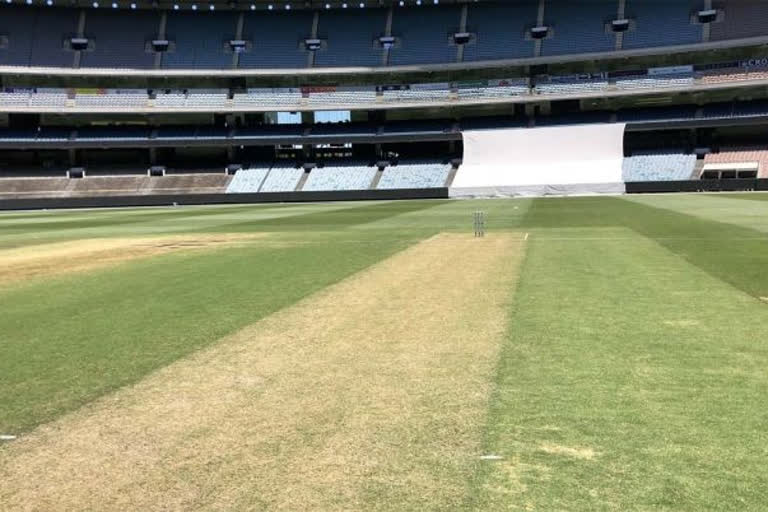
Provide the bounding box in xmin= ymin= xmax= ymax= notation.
xmin=28 ymin=8 xmax=79 ymax=67
xmin=732 ymin=100 xmax=768 ymax=118
xmin=239 ymin=11 xmax=313 ymax=69
xmin=81 ymin=10 xmax=158 ymax=69
xmin=315 ymin=9 xmax=386 ymax=67
xmin=4 ymin=2 xmax=768 ymax=70
xmin=535 ymin=111 xmax=611 ymax=126
xmin=381 ymin=119 xmax=452 ymax=134
xmin=463 ymin=1 xmax=537 ymax=61
xmin=0 ymin=7 xmax=36 ymax=66
xmin=77 ymin=127 xmax=149 ymax=140
xmin=541 ymin=0 xmax=617 ymax=56
xmin=162 ymin=12 xmax=237 ymax=69
xmin=623 ymin=0 xmax=701 ymax=49
xmin=711 ymin=0 xmax=768 ymax=41
xmin=460 ymin=116 xmax=528 ymax=130
xmin=388 ymin=5 xmax=460 ymax=65
xmin=617 ymin=105 xmax=697 ymax=122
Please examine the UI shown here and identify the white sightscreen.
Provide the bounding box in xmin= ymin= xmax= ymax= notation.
xmin=452 ymin=124 xmax=626 ymax=193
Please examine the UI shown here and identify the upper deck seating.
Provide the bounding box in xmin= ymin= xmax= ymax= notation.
xmin=314 ymin=9 xmax=386 ymax=67
xmin=2 ymin=2 xmax=768 ymax=71
xmin=162 ymin=12 xmax=237 ymax=69
xmin=239 ymin=11 xmax=313 ymax=69
xmin=622 ymin=0 xmax=701 ymax=49
xmin=541 ymin=0 xmax=617 ymax=56
xmin=28 ymin=8 xmax=79 ymax=68
xmin=80 ymin=10 xmax=158 ymax=69
xmin=388 ymin=5 xmax=459 ymax=66
xmin=710 ymin=0 xmax=768 ymax=41
xmin=463 ymin=1 xmax=537 ymax=62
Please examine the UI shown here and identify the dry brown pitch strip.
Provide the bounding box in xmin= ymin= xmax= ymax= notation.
xmin=0 ymin=233 xmax=525 ymax=511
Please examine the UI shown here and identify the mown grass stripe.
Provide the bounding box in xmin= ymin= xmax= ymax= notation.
xmin=0 ymin=233 xmax=526 ymax=511
xmin=0 ymin=203 xmax=441 ymax=434
xmin=518 ymin=196 xmax=768 ymax=300
xmin=471 ymin=228 xmax=768 ymax=510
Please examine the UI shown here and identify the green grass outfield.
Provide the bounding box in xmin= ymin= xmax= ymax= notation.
xmin=2 ymin=194 xmax=768 ymax=510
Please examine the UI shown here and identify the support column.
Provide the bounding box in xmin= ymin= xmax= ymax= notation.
xmin=702 ymin=0 xmax=713 ymax=42
xmin=154 ymin=11 xmax=167 ymax=70
xmin=534 ymin=0 xmax=546 ymax=57
xmin=382 ymin=6 xmax=393 ymax=66
xmin=308 ymin=10 xmax=319 ymax=68
xmin=233 ymin=12 xmax=244 ymax=69
xmin=615 ymin=0 xmax=625 ymax=50
xmin=456 ymin=4 xmax=468 ymax=63
xmin=73 ymin=9 xmax=87 ymax=68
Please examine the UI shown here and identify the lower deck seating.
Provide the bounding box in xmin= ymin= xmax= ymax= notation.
xmin=622 ymin=153 xmax=697 ymax=181
xmin=377 ymin=161 xmax=452 ymax=189
xmin=226 ymin=167 xmax=270 ymax=193
xmin=258 ymin=165 xmax=304 ymax=192
xmin=703 ymin=148 xmax=768 ymax=178
xmin=302 ymin=163 xmax=377 ymax=191
xmin=0 ymin=174 xmax=231 ymax=199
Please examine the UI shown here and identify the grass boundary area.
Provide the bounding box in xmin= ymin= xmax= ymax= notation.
xmin=0 ymin=201 xmax=448 ymax=435
xmin=468 ymin=225 xmax=768 ymax=510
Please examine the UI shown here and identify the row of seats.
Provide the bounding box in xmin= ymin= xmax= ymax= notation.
xmin=7 ymin=99 xmax=768 ymax=145
xmin=377 ymin=161 xmax=452 ymax=189
xmin=302 ymin=163 xmax=378 ymax=191
xmin=226 ymin=160 xmax=453 ymax=193
xmin=703 ymin=148 xmax=768 ymax=178
xmin=5 ymin=68 xmax=756 ymax=111
xmin=622 ymin=153 xmax=697 ymax=182
xmin=0 ymin=174 xmax=232 ymax=199
xmin=698 ymin=67 xmax=768 ymax=85
xmin=0 ymin=1 xmax=758 ymax=70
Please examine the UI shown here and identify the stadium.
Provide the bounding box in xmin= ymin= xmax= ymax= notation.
xmin=1 ymin=0 xmax=768 ymax=509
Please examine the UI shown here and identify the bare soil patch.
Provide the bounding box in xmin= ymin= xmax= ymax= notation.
xmin=539 ymin=443 xmax=597 ymax=461
xmin=0 ymin=234 xmax=264 ymax=287
xmin=0 ymin=233 xmax=525 ymax=511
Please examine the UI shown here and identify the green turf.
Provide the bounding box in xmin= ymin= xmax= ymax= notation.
xmin=0 ymin=201 xmax=449 ymax=434
xmin=2 ymin=194 xmax=768 ymax=509
xmin=470 ymin=194 xmax=768 ymax=510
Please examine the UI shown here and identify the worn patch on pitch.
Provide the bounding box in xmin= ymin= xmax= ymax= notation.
xmin=0 ymin=233 xmax=526 ymax=511
xmin=662 ymin=319 xmax=700 ymax=328
xmin=0 ymin=233 xmax=265 ymax=287
xmin=538 ymin=443 xmax=597 ymax=460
